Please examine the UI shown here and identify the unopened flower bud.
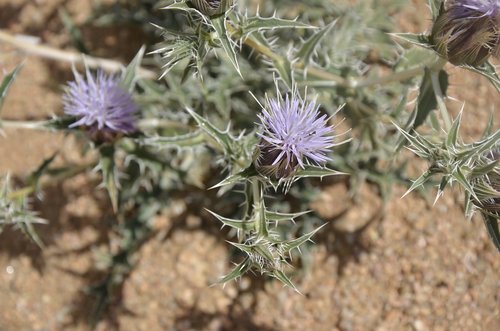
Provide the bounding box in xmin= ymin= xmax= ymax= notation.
xmin=190 ymin=0 xmax=233 ymax=17
xmin=431 ymin=0 xmax=500 ymax=66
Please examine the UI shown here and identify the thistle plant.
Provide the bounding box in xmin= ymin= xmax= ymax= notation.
xmin=0 ymin=0 xmax=499 ymax=325
xmin=203 ymin=86 xmax=346 ymax=289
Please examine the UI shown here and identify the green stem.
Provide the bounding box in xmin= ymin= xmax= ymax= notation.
xmin=0 ymin=118 xmax=191 ymax=131
xmin=0 ymin=30 xmax=156 ymax=79
xmin=251 ymin=177 xmax=268 ymax=238
xmin=430 ymin=64 xmax=452 ymax=131
xmin=137 ymin=118 xmax=191 ymax=131
xmin=350 ymin=59 xmax=437 ymax=88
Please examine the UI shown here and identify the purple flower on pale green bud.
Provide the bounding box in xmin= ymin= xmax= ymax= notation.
xmin=431 ymin=0 xmax=500 ymax=66
xmin=190 ymin=0 xmax=234 ymax=17
xmin=254 ymin=91 xmax=335 ymax=179
xmin=63 ymin=69 xmax=138 ymax=136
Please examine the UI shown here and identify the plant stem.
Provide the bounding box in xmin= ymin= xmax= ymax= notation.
xmin=137 ymin=118 xmax=191 ymax=130
xmin=0 ymin=30 xmax=156 ymax=79
xmin=430 ymin=59 xmax=452 ymax=131
xmin=0 ymin=118 xmax=190 ymax=131
xmin=350 ymin=59 xmax=437 ymax=88
xmin=0 ymin=119 xmax=50 ymax=130
xmin=251 ymin=177 xmax=268 ymax=237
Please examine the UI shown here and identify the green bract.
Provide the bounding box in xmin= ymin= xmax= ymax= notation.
xmin=190 ymin=0 xmax=234 ymax=17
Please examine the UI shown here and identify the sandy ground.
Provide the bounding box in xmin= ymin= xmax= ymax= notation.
xmin=0 ymin=0 xmax=499 ymax=330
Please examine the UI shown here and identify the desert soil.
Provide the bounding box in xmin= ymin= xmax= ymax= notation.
xmin=0 ymin=0 xmax=499 ymax=330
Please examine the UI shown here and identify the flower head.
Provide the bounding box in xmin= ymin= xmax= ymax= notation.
xmin=431 ymin=0 xmax=500 ymax=66
xmin=254 ymin=91 xmax=335 ymax=179
xmin=63 ymin=69 xmax=138 ymax=134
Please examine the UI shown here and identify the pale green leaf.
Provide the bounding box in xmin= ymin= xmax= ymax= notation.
xmin=121 ymin=46 xmax=146 ymax=91
xmin=241 ymin=16 xmax=315 ymax=36
xmin=0 ymin=64 xmax=23 ymax=111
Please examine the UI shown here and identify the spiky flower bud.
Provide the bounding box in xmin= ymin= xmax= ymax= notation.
xmin=254 ymin=91 xmax=335 ymax=180
xmin=431 ymin=0 xmax=500 ymax=66
xmin=63 ymin=69 xmax=138 ymax=138
xmin=190 ymin=0 xmax=234 ymax=17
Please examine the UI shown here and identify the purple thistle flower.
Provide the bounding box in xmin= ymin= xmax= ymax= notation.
xmin=63 ymin=69 xmax=138 ymax=134
xmin=431 ymin=0 xmax=500 ymax=66
xmin=254 ymin=92 xmax=335 ymax=179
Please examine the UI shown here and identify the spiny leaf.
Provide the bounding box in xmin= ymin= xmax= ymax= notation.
xmin=272 ymin=57 xmax=294 ymax=90
xmin=211 ymin=15 xmax=241 ymax=75
xmin=98 ymin=145 xmax=119 ymax=212
xmin=27 ymin=153 xmax=58 ymax=191
xmin=296 ymin=20 xmax=336 ymax=67
xmin=481 ymin=113 xmax=494 ymax=139
xmin=294 ymin=165 xmax=347 ymax=179
xmin=461 ymin=61 xmax=500 ymax=92
xmin=402 ymin=170 xmax=433 ymax=198
xmin=282 ymin=224 xmax=326 ymax=252
xmin=218 ymin=259 xmax=252 ymax=284
xmin=265 ymin=210 xmax=311 ymax=222
xmin=210 ymin=165 xmax=258 ymax=189
xmin=152 ymin=37 xmax=196 ymax=78
xmin=241 ymin=16 xmax=315 ymax=36
xmin=0 ymin=64 xmax=23 ymax=111
xmin=451 ymin=167 xmax=479 ymax=202
xmin=470 ymin=160 xmax=498 ymax=178
xmin=271 ymin=270 xmax=299 ymax=292
xmin=446 ymin=111 xmax=462 ymax=148
xmin=434 ymin=175 xmax=450 ymax=204
xmin=460 ymin=131 xmax=500 ymax=160
xmin=390 ymin=33 xmax=433 ymax=49
xmin=121 ymin=46 xmax=146 ymax=91
xmin=186 ymin=108 xmax=234 ymax=153
xmin=206 ymin=209 xmax=255 ymax=231
xmin=474 ymin=181 xmax=500 ymax=200
xmin=228 ymin=241 xmax=256 ymax=255
xmin=142 ymin=131 xmax=206 ymax=149
xmin=393 ymin=124 xmax=433 ymax=158
xmin=17 ymin=222 xmax=45 ymax=249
